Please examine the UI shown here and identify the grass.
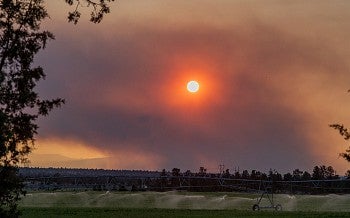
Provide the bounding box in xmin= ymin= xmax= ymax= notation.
xmin=18 ymin=191 xmax=350 ymax=217
xmin=20 ymin=191 xmax=256 ymax=209
xmin=20 ymin=208 xmax=350 ymax=218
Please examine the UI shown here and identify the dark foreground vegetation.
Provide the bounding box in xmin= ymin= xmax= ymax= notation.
xmin=20 ymin=208 xmax=350 ymax=218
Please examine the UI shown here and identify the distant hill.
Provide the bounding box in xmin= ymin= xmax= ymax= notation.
xmin=19 ymin=166 xmax=161 ymax=178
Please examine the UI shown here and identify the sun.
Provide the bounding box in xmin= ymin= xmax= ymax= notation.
xmin=187 ymin=80 xmax=200 ymax=93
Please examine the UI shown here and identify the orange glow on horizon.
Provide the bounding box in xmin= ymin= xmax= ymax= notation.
xmin=28 ymin=138 xmax=165 ymax=170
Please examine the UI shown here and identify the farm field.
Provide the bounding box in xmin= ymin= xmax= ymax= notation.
xmin=19 ymin=191 xmax=350 ymax=217
xmin=20 ymin=208 xmax=350 ymax=218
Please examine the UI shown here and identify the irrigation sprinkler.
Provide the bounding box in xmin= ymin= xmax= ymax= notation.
xmin=252 ymin=180 xmax=282 ymax=211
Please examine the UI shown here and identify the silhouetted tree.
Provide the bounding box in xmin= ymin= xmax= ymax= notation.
xmin=312 ymin=165 xmax=335 ymax=180
xmin=260 ymin=172 xmax=268 ymax=180
xmin=233 ymin=171 xmax=241 ymax=179
xmin=292 ymin=169 xmax=303 ymax=180
xmin=223 ymin=169 xmax=230 ymax=178
xmin=184 ymin=170 xmax=192 ymax=176
xmin=330 ymin=90 xmax=350 ymax=162
xmin=241 ymin=170 xmax=250 ymax=179
xmin=171 ymin=168 xmax=180 ymax=177
xmin=325 ymin=166 xmax=337 ymax=179
xmin=283 ymin=173 xmax=293 ymax=181
xmin=170 ymin=168 xmax=180 ymax=187
xmin=312 ymin=166 xmax=323 ymax=180
xmin=301 ymin=171 xmax=312 ymax=180
xmin=160 ymin=169 xmax=167 ymax=177
xmin=198 ymin=166 xmax=207 ymax=176
xmin=330 ymin=123 xmax=350 ymax=161
xmin=160 ymin=169 xmax=167 ymax=190
xmin=251 ymin=170 xmax=266 ymax=180
xmin=0 ymin=0 xmax=114 ymax=216
xmin=0 ymin=1 xmax=62 ymax=215
xmin=345 ymin=170 xmax=350 ymax=178
xmin=250 ymin=170 xmax=259 ymax=180
xmin=268 ymin=169 xmax=282 ymax=181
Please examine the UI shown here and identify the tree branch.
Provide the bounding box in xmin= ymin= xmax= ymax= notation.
xmin=65 ymin=0 xmax=115 ymax=24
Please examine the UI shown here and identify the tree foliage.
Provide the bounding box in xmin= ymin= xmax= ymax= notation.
xmin=0 ymin=1 xmax=62 ymax=215
xmin=65 ymin=0 xmax=115 ymax=24
xmin=330 ymin=102 xmax=350 ymax=161
xmin=0 ymin=0 xmax=114 ymax=216
xmin=329 ymin=90 xmax=350 ymax=162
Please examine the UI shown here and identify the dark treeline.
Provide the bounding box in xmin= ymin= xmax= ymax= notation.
xmin=19 ymin=165 xmax=350 ymax=194
xmin=20 ymin=165 xmax=343 ymax=181
xmin=164 ymin=165 xmax=341 ymax=181
xmin=154 ymin=165 xmax=350 ymax=194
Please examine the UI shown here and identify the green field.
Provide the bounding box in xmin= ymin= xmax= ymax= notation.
xmin=20 ymin=208 xmax=350 ymax=218
xmin=19 ymin=191 xmax=350 ymax=217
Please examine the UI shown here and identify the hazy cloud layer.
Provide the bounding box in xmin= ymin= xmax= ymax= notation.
xmin=34 ymin=1 xmax=350 ymax=173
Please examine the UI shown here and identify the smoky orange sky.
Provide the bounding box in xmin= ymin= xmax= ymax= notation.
xmin=29 ymin=0 xmax=350 ymax=174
